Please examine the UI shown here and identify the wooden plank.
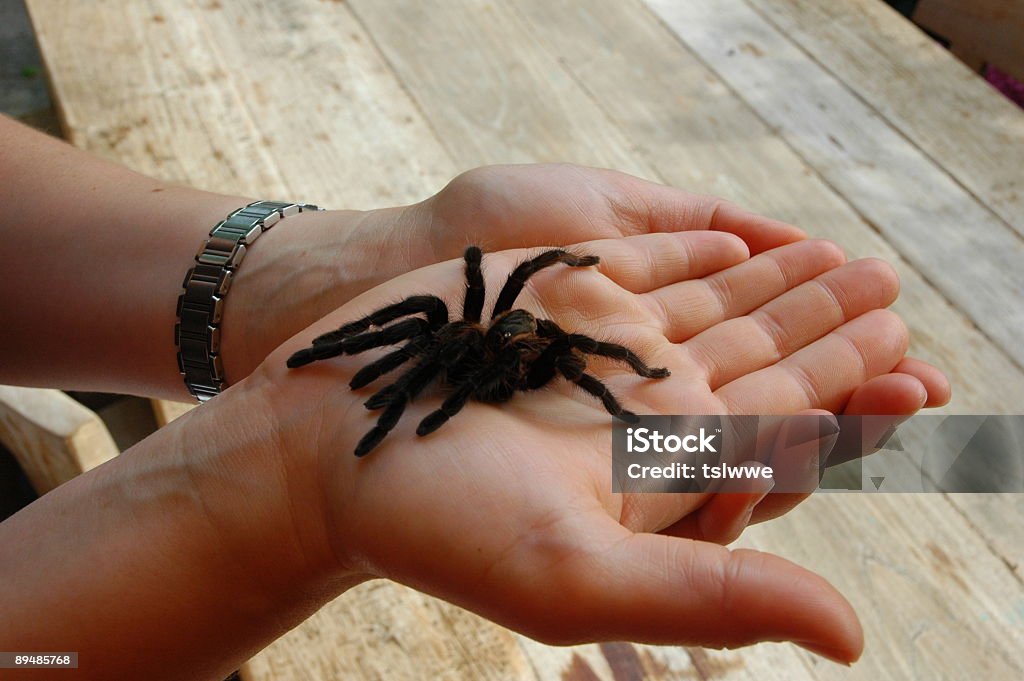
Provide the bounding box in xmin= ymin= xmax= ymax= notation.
xmin=345 ymin=0 xmax=650 ymax=176
xmin=943 ymin=493 xmax=1024 ymax=584
xmin=184 ymin=0 xmax=455 ymax=209
xmin=0 ymin=386 xmax=119 ymax=494
xmin=914 ymin=0 xmax=1024 ymax=81
xmin=150 ymin=399 xmax=195 ymax=428
xmin=24 ymin=0 xmax=454 ymax=209
xmin=645 ymin=0 xmax=1024 ymax=369
xmin=243 ymin=583 xmax=541 ymax=681
xmin=737 ymin=495 xmax=1024 ymax=679
xmin=25 ymin=0 xmax=287 ymax=198
xmin=744 ymin=0 xmax=1024 ymax=238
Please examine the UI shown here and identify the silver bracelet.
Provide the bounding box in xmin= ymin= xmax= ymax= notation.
xmin=175 ymin=200 xmax=321 ymax=402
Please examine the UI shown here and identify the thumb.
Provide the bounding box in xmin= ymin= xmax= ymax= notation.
xmin=531 ymin=514 xmax=863 ymax=663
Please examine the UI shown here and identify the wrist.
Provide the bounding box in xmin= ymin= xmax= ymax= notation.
xmin=177 ymin=372 xmax=366 ymax=594
xmin=218 ymin=202 xmax=433 ymax=383
xmin=0 ymin=370 xmax=364 ymax=675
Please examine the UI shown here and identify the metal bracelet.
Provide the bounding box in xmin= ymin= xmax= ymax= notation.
xmin=175 ymin=200 xmax=321 ymax=402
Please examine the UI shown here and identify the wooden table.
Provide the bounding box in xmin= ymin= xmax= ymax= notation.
xmin=22 ymin=0 xmax=1024 ymax=678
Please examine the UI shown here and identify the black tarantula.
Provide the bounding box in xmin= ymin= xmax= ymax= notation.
xmin=286 ymin=246 xmax=670 ymax=457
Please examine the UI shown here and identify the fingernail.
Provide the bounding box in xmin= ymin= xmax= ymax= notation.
xmin=822 ymin=414 xmax=841 ymax=436
xmin=742 ymin=478 xmax=775 ymax=524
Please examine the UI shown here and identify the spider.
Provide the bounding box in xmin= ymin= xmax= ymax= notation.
xmin=286 ymin=246 xmax=670 ymax=457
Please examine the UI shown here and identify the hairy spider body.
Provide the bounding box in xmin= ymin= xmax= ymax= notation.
xmin=287 ymin=246 xmax=670 ymax=457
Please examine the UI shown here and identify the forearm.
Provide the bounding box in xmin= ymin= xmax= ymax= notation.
xmin=0 ymin=375 xmax=360 ymax=681
xmin=0 ymin=114 xmax=253 ymax=398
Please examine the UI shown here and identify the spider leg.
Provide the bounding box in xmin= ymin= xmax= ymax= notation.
xmin=531 ymin=321 xmax=669 ymax=379
xmin=492 ymin=249 xmax=599 ymax=316
xmin=364 ymin=342 xmax=468 ymax=411
xmin=415 ymin=383 xmax=475 ymax=436
xmin=556 ymin=355 xmax=638 ymax=422
xmin=463 ymin=246 xmax=485 ymax=323
xmin=286 ymin=318 xmax=429 ymax=368
xmin=341 ymin=318 xmax=431 ymax=354
xmin=355 ymin=355 xmax=447 ymax=457
xmin=363 ymin=383 xmax=399 ymax=410
xmin=311 ymin=295 xmax=447 ymax=346
xmin=349 ymin=335 xmax=431 ymax=389
xmin=562 ymin=334 xmax=670 ymax=378
xmin=355 ymin=397 xmax=410 ymax=457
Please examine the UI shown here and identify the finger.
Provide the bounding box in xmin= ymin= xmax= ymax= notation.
xmin=748 ymin=410 xmax=840 ymax=525
xmin=707 ymin=200 xmax=809 ymax=254
xmin=843 ymin=371 xmax=927 ymax=415
xmin=592 ymin=231 xmax=749 ymax=294
xmin=750 ymin=374 xmax=925 ymax=524
xmin=687 ymin=258 xmax=900 ymax=390
xmin=817 ymin=374 xmax=922 ymax=470
xmin=659 ymin=462 xmax=775 ymax=544
xmin=716 ymin=308 xmax=910 ymax=415
xmin=644 ymin=239 xmax=846 ymax=342
xmin=522 ymin=513 xmax=863 ymax=663
xmin=892 ymin=356 xmax=952 ymax=407
xmin=611 ymin=176 xmax=807 ymax=252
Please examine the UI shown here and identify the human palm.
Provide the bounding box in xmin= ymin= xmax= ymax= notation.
xmin=260 ymin=231 xmax=944 ymax=662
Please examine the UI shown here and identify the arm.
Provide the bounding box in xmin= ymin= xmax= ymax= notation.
xmin=0 ymin=375 xmax=361 ymax=681
xmin=0 ymin=114 xmax=280 ymax=398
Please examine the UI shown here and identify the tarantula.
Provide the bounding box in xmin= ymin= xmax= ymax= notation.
xmin=286 ymin=246 xmax=670 ymax=457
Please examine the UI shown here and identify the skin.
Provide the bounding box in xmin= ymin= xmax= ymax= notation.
xmin=251 ymin=236 xmax=936 ymax=662
xmin=0 ymin=115 xmax=951 ymax=678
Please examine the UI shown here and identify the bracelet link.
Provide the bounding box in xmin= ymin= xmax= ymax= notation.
xmin=175 ymin=200 xmax=321 ymax=402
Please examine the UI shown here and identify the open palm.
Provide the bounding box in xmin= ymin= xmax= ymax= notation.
xmin=262 ymin=231 xmax=946 ymax=663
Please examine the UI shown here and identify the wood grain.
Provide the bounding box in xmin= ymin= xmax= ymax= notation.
xmin=747 ymin=0 xmax=1024 ymax=240
xmin=0 ymin=386 xmax=119 ymax=494
xmin=150 ymin=399 xmax=195 ymax=428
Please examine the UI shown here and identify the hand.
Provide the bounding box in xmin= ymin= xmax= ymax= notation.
xmin=223 ymin=163 xmax=946 ymax=418
xmin=221 ymin=163 xmax=812 ymax=381
xmin=242 ymin=231 xmax=949 ymax=663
